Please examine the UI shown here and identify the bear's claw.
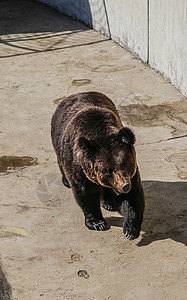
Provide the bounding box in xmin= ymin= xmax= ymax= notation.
xmin=85 ymin=219 xmax=110 ymax=231
xmin=94 ymin=222 xmax=108 ymax=231
xmin=124 ymin=232 xmax=134 ymax=240
xmin=123 ymin=225 xmax=140 ymax=240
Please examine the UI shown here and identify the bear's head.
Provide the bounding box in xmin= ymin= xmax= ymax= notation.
xmin=78 ymin=127 xmax=137 ymax=194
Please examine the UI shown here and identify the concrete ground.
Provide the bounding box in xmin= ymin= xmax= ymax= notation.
xmin=0 ymin=1 xmax=187 ymax=299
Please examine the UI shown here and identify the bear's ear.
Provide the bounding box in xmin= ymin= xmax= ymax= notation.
xmin=118 ymin=127 xmax=136 ymax=146
xmin=78 ymin=137 xmax=97 ymax=157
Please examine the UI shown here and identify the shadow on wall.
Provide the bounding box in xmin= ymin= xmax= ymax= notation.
xmin=44 ymin=0 xmax=93 ymax=28
xmin=0 ymin=0 xmax=87 ymax=35
xmin=49 ymin=0 xmax=111 ymax=38
xmin=0 ymin=0 xmax=108 ymax=58
xmin=106 ymin=180 xmax=187 ymax=247
xmin=0 ymin=264 xmax=12 ymax=300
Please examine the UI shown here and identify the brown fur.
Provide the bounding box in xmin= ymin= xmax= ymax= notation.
xmin=51 ymin=92 xmax=144 ymax=239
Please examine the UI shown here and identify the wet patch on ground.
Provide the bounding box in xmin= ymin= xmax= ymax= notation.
xmin=118 ymin=100 xmax=187 ymax=129
xmin=0 ymin=156 xmax=38 ymax=174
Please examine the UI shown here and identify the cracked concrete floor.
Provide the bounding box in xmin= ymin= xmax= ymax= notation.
xmin=0 ymin=1 xmax=187 ymax=299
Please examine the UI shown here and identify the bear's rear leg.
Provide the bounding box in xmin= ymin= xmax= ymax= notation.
xmin=101 ymin=188 xmax=117 ymax=211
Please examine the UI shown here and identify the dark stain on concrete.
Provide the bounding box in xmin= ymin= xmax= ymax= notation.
xmin=0 ymin=265 xmax=12 ymax=300
xmin=119 ymin=100 xmax=187 ymax=128
xmin=0 ymin=156 xmax=38 ymax=173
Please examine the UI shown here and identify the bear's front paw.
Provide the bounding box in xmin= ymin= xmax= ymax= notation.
xmin=123 ymin=223 xmax=140 ymax=240
xmin=85 ymin=218 xmax=110 ymax=231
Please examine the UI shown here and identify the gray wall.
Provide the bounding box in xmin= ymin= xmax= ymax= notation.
xmin=39 ymin=0 xmax=187 ymax=96
xmin=149 ymin=0 xmax=187 ymax=96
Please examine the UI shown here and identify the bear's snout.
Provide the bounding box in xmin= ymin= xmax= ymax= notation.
xmin=111 ymin=172 xmax=132 ymax=195
xmin=112 ymin=180 xmax=131 ymax=195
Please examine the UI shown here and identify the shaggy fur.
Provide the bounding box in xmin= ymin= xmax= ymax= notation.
xmin=51 ymin=92 xmax=145 ymax=239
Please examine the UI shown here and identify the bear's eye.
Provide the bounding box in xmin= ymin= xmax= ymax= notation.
xmin=103 ymin=168 xmax=113 ymax=176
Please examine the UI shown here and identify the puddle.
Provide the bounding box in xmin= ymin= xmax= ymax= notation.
xmin=119 ymin=103 xmax=172 ymax=127
xmin=72 ymin=79 xmax=91 ymax=86
xmin=0 ymin=156 xmax=38 ymax=173
xmin=118 ymin=102 xmax=187 ymax=127
xmin=0 ymin=226 xmax=32 ymax=238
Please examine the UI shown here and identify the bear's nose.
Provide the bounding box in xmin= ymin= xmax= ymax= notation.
xmin=121 ymin=182 xmax=131 ymax=192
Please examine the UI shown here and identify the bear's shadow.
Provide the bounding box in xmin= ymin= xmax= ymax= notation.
xmin=105 ymin=180 xmax=187 ymax=247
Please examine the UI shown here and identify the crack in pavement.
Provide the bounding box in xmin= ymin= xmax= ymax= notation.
xmin=136 ymin=134 xmax=187 ymax=146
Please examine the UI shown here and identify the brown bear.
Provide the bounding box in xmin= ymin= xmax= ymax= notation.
xmin=51 ymin=92 xmax=145 ymax=240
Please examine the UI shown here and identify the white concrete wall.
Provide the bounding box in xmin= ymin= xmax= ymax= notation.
xmin=38 ymin=0 xmax=187 ymax=96
xmin=149 ymin=0 xmax=187 ymax=96
xmin=90 ymin=0 xmax=148 ymax=62
xmin=39 ymin=0 xmax=148 ymax=61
